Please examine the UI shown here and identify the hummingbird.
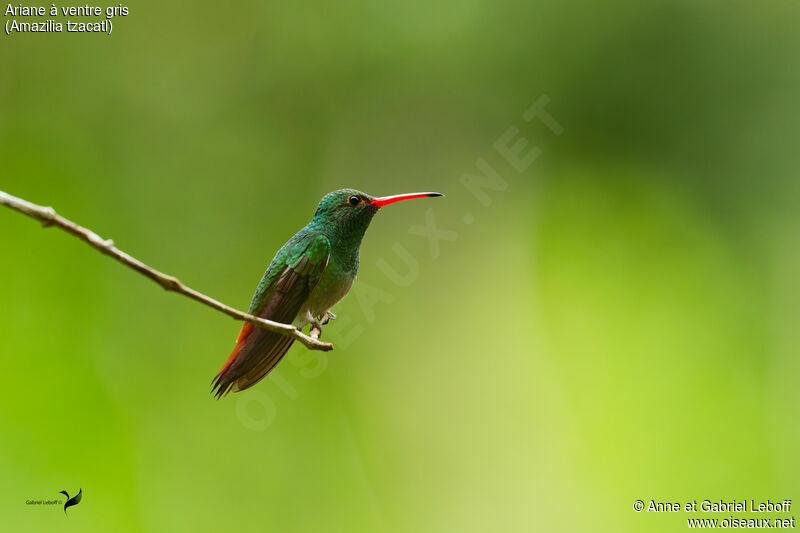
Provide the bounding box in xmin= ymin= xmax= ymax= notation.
xmin=211 ymin=188 xmax=443 ymax=398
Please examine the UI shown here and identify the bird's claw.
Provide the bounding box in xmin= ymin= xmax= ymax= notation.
xmin=309 ymin=318 xmax=323 ymax=340
xmin=310 ymin=312 xmax=337 ymax=339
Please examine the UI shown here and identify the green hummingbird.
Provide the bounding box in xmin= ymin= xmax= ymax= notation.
xmin=212 ymin=188 xmax=443 ymax=398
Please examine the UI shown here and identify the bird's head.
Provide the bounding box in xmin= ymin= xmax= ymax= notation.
xmin=312 ymin=189 xmax=443 ymax=232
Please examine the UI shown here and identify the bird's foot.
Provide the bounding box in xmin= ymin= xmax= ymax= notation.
xmin=320 ymin=311 xmax=337 ymax=325
xmin=309 ymin=318 xmax=323 ymax=340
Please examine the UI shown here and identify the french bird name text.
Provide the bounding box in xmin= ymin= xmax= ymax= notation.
xmin=4 ymin=4 xmax=128 ymax=35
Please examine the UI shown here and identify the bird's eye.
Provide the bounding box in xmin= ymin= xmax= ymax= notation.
xmin=348 ymin=195 xmax=361 ymax=206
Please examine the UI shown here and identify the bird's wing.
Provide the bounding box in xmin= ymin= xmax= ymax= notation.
xmin=211 ymin=233 xmax=330 ymax=398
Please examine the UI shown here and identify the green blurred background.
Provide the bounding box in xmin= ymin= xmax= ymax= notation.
xmin=1 ymin=1 xmax=798 ymax=531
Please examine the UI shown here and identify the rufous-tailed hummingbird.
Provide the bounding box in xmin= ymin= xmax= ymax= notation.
xmin=212 ymin=189 xmax=443 ymax=398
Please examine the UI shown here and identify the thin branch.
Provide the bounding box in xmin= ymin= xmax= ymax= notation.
xmin=0 ymin=190 xmax=333 ymax=352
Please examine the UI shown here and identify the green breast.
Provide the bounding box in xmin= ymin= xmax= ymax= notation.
xmin=306 ymin=251 xmax=357 ymax=317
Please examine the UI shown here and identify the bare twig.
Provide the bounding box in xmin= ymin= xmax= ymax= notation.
xmin=0 ymin=190 xmax=333 ymax=352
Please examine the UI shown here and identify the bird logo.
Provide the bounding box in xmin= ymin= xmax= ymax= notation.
xmin=58 ymin=489 xmax=82 ymax=515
